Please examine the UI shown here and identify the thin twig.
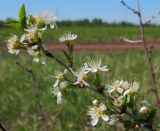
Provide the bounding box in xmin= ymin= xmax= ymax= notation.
xmin=121 ymin=0 xmax=160 ymax=111
xmin=45 ymin=51 xmax=70 ymax=71
xmin=16 ymin=61 xmax=49 ymax=131
xmin=144 ymin=11 xmax=160 ymax=25
xmin=0 ymin=123 xmax=6 ymax=131
xmin=121 ymin=0 xmax=139 ymax=15
xmin=136 ymin=0 xmax=160 ymax=110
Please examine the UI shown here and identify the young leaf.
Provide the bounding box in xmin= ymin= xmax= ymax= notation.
xmin=124 ymin=120 xmax=133 ymax=129
xmin=93 ymin=72 xmax=101 ymax=87
xmin=148 ymin=108 xmax=157 ymax=122
xmin=19 ymin=3 xmax=27 ymax=30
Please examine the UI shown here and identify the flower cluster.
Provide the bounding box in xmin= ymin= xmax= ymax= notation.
xmin=6 ymin=10 xmax=58 ymax=64
xmin=72 ymin=59 xmax=108 ymax=87
xmin=52 ymin=59 xmax=108 ymax=103
xmin=6 ymin=4 xmax=156 ymax=130
xmin=34 ymin=10 xmax=58 ymax=29
xmin=105 ymin=80 xmax=140 ymax=107
xmin=51 ymin=59 xmax=153 ymax=129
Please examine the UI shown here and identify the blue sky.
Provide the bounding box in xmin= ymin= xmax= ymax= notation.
xmin=0 ymin=0 xmax=160 ymax=23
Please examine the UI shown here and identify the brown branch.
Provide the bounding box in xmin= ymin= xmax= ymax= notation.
xmin=45 ymin=51 xmax=70 ymax=71
xmin=0 ymin=123 xmax=6 ymax=131
xmin=136 ymin=0 xmax=160 ymax=110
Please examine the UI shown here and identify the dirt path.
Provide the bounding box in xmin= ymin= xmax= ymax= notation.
xmin=42 ymin=41 xmax=160 ymax=52
xmin=1 ymin=41 xmax=160 ymax=52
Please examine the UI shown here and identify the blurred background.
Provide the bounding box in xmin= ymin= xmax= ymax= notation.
xmin=0 ymin=0 xmax=160 ymax=131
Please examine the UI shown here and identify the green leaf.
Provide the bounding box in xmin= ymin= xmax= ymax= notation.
xmin=19 ymin=127 xmax=29 ymax=131
xmin=124 ymin=120 xmax=133 ymax=130
xmin=27 ymin=15 xmax=34 ymax=25
xmin=5 ymin=21 xmax=22 ymax=31
xmin=19 ymin=3 xmax=27 ymax=30
xmin=148 ymin=108 xmax=157 ymax=122
xmin=134 ymin=118 xmax=146 ymax=124
xmin=93 ymin=72 xmax=101 ymax=86
xmin=127 ymin=96 xmax=135 ymax=108
xmin=5 ymin=19 xmax=18 ymax=24
xmin=5 ymin=19 xmax=19 ymax=27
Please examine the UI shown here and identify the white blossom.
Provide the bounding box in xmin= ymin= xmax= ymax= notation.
xmin=85 ymin=59 xmax=108 ymax=73
xmin=121 ymin=81 xmax=130 ymax=90
xmin=88 ymin=102 xmax=109 ymax=126
xmin=7 ymin=35 xmax=21 ymax=54
xmin=123 ymin=82 xmax=140 ymax=96
xmin=52 ymin=82 xmax=67 ymax=104
xmin=52 ymin=87 xmax=62 ymax=104
xmin=114 ymin=96 xmax=123 ymax=107
xmin=70 ymin=67 xmax=89 ymax=87
xmin=59 ymin=32 xmax=77 ymax=43
xmin=27 ymin=48 xmax=46 ymax=64
xmin=36 ymin=10 xmax=58 ymax=29
xmin=24 ymin=25 xmax=44 ymax=43
xmin=53 ymin=70 xmax=67 ymax=87
xmin=108 ymin=114 xmax=118 ymax=125
xmin=106 ymin=80 xmax=124 ymax=94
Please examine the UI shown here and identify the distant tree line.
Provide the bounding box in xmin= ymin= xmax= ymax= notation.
xmin=0 ymin=18 xmax=158 ymax=28
xmin=57 ymin=19 xmax=138 ymax=27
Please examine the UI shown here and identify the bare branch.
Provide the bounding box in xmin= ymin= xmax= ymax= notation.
xmin=144 ymin=11 xmax=160 ymax=25
xmin=120 ymin=37 xmax=142 ymax=44
xmin=136 ymin=0 xmax=160 ymax=110
xmin=120 ymin=0 xmax=139 ymax=15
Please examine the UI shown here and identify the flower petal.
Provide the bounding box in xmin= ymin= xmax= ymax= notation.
xmin=102 ymin=115 xmax=109 ymax=121
xmin=123 ymin=89 xmax=130 ymax=97
xmin=99 ymin=103 xmax=106 ymax=111
xmin=54 ymin=79 xmax=59 ymax=87
xmin=117 ymin=87 xmax=123 ymax=94
xmin=91 ymin=116 xmax=99 ymax=126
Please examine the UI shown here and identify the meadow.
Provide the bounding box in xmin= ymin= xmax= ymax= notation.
xmin=1 ymin=49 xmax=160 ymax=130
xmin=1 ymin=25 xmax=160 ymax=44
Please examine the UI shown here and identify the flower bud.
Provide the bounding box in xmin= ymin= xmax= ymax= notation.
xmin=93 ymin=99 xmax=98 ymax=106
xmin=139 ymin=106 xmax=149 ymax=114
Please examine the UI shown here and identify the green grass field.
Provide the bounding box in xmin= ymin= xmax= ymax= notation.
xmin=1 ymin=25 xmax=160 ymax=44
xmin=1 ymin=50 xmax=160 ymax=130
